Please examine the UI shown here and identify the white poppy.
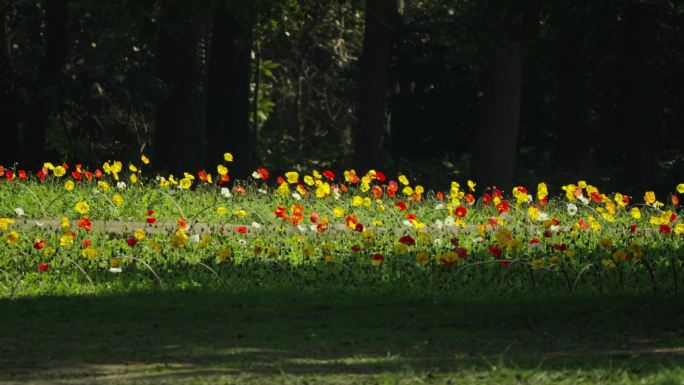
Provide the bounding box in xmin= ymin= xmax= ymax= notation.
xmin=116 ymin=181 xmax=127 ymax=190
xmin=14 ymin=207 xmax=24 ymax=217
xmin=109 ymin=267 xmax=123 ymax=273
xmin=220 ymin=187 xmax=231 ymax=198
xmin=567 ymin=203 xmax=578 ymax=216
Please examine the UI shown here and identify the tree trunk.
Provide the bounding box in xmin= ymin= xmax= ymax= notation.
xmin=205 ymin=2 xmax=255 ymax=178
xmin=0 ymin=4 xmax=20 ymax=166
xmin=354 ymin=0 xmax=398 ymax=172
xmin=154 ymin=0 xmax=209 ymax=174
xmin=614 ymin=2 xmax=661 ymax=191
xmin=24 ymin=0 xmax=68 ymax=169
xmin=555 ymin=2 xmax=588 ymax=178
xmin=471 ymin=41 xmax=522 ymax=190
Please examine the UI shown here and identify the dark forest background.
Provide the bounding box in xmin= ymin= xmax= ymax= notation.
xmin=1 ymin=0 xmax=683 ymax=193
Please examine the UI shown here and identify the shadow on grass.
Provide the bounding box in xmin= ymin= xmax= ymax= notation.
xmin=0 ymin=288 xmax=683 ymax=383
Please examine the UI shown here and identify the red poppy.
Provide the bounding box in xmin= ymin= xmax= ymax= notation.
xmin=38 ymin=263 xmax=50 ymax=271
xmin=454 ymin=206 xmax=467 ymax=217
xmin=310 ymin=212 xmax=319 ymax=223
xmin=375 ymin=171 xmax=386 ymax=182
xmin=406 ymin=213 xmax=417 ymax=221
xmin=371 ymin=253 xmax=384 ymax=262
xmin=578 ymin=219 xmax=590 ymax=230
xmin=322 ymin=170 xmax=335 ymax=181
xmin=5 ymin=170 xmax=14 ymax=181
xmin=83 ymin=239 xmax=92 ymax=247
xmin=483 ymin=193 xmax=492 ymax=204
xmin=218 ymin=174 xmax=230 ymax=184
xmin=274 ymin=205 xmax=287 ymax=218
xmin=18 ymin=170 xmax=27 ymax=180
xmin=37 ymin=168 xmax=47 ymax=181
xmin=33 ymin=240 xmax=46 ymax=250
xmin=126 ymin=237 xmax=138 ymax=247
xmin=450 ymin=238 xmax=459 ymax=246
xmin=396 ymin=201 xmax=407 ymax=211
xmin=94 ymin=169 xmax=103 ymax=179
xmin=84 ymin=170 xmax=93 ymax=181
xmin=660 ymin=224 xmax=671 ymax=234
xmin=672 ymin=195 xmax=680 ymax=206
xmin=630 ymin=224 xmax=637 ymax=234
xmin=71 ymin=170 xmax=82 ymax=181
xmin=234 ymin=186 xmax=247 ymax=196
xmin=355 ymin=223 xmax=364 ymax=232
xmin=370 ymin=185 xmax=383 ymax=199
xmin=437 ymin=191 xmax=444 ymax=201
xmin=529 ymin=238 xmax=540 ymax=245
xmin=669 ymin=212 xmax=677 ymax=222
xmin=487 ymin=245 xmax=502 ymax=259
xmin=77 ymin=217 xmax=92 ymax=232
xmin=387 ymin=181 xmax=398 ymax=198
xmin=345 ymin=214 xmax=358 ymax=228
xmin=399 ymin=235 xmax=415 ymax=246
xmin=316 ymin=223 xmax=328 ymax=233
xmin=236 ymin=226 xmax=247 ymax=234
xmin=465 ymin=194 xmax=475 ymax=205
xmin=553 ymin=243 xmax=567 ymax=251
xmin=146 ymin=210 xmax=157 ymax=224
xmin=496 ymin=200 xmax=510 ymax=214
xmin=543 ymin=230 xmax=551 ymax=238
xmin=257 ymin=168 xmax=269 ymax=180
xmin=197 ymin=170 xmax=210 ymax=182
xmin=590 ymin=192 xmax=601 ymax=202
xmin=351 ymin=245 xmax=361 ymax=252
xmin=492 ymin=189 xmax=503 ymax=198
xmin=455 ymin=247 xmax=467 ymax=259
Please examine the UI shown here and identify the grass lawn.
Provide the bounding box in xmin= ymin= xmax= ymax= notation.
xmin=1 ymin=288 xmax=683 ymax=384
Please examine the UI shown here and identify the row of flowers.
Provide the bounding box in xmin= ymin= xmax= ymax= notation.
xmin=1 ymin=155 xmax=683 ymax=280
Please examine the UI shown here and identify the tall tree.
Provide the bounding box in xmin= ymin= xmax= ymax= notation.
xmin=354 ymin=0 xmax=399 ymax=172
xmin=154 ymin=0 xmax=209 ymax=173
xmin=471 ymin=4 xmax=523 ymax=190
xmin=205 ymin=1 xmax=255 ymax=178
xmin=613 ymin=1 xmax=662 ymax=189
xmin=24 ymin=0 xmax=69 ymax=169
xmin=553 ymin=0 xmax=588 ymax=178
xmin=0 ymin=3 xmax=20 ymax=166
